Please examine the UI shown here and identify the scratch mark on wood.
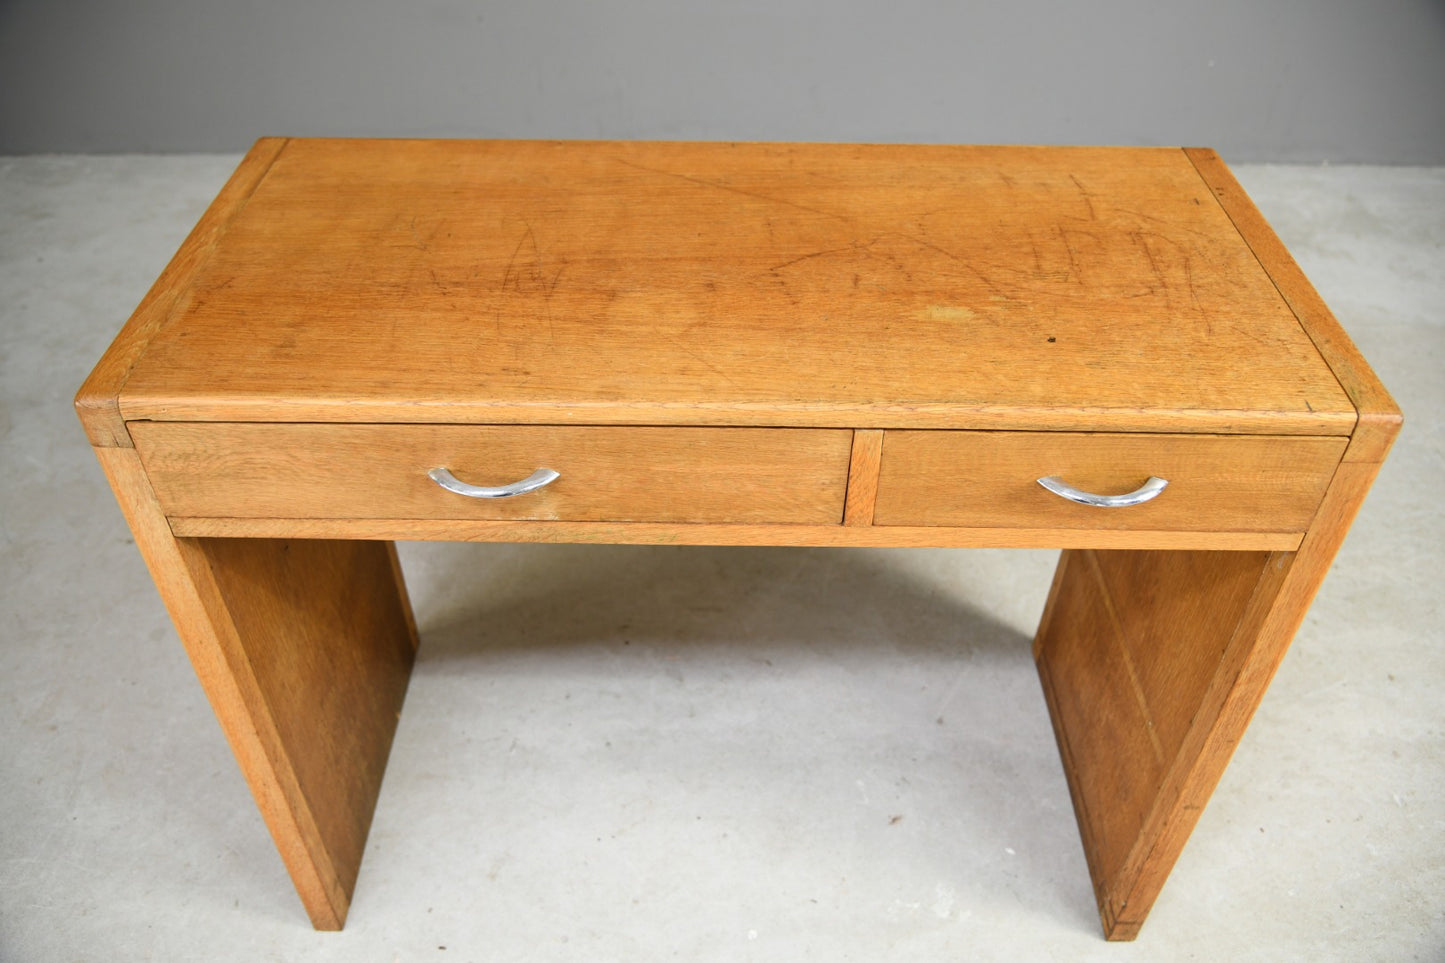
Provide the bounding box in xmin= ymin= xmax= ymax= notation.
xmin=770 ymin=245 xmax=857 ymax=272
xmin=1057 ymin=226 xmax=1082 ymax=282
xmin=666 ymin=336 xmax=741 ymax=389
xmin=1132 ymin=231 xmax=1171 ymax=309
xmin=1070 ymin=174 xmax=1098 ymax=221
xmin=499 ymin=226 xmax=532 ymax=296
xmin=1182 ymin=254 xmax=1207 ymax=333
xmin=610 ymin=156 xmax=850 ymax=223
xmin=407 ymin=215 xmax=435 ymax=251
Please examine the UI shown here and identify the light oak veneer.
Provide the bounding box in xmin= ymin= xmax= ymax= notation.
xmin=107 ymin=139 xmax=1354 ymax=435
xmin=130 ymin=422 xmax=852 ymax=525
xmin=77 ymin=139 xmax=1398 ymax=940
xmin=874 ymin=431 xmax=1346 ymax=533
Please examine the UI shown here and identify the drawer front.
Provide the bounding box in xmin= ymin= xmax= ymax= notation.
xmin=873 ymin=432 xmax=1346 ymax=532
xmin=131 ymin=423 xmax=853 ymax=525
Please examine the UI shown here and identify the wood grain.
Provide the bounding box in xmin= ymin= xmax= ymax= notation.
xmin=91 ymin=445 xmax=416 ymax=929
xmin=113 ymin=140 xmax=1353 ymax=435
xmin=1034 ymin=548 xmax=1280 ymax=938
xmin=75 ymin=140 xmax=1401 ymax=939
xmin=874 ymin=431 xmax=1345 ymax=532
xmin=1023 ymin=150 xmax=1404 ymax=941
xmin=1185 ymin=148 xmax=1402 ymax=463
xmin=165 ymin=515 xmax=1305 ymax=551
xmin=196 ymin=537 xmax=417 ymax=908
xmin=75 ymin=138 xmax=287 ymax=448
xmin=1035 ymin=444 xmax=1397 ymax=939
xmin=844 ymin=429 xmax=884 ymax=526
xmin=130 ymin=422 xmax=852 ymax=525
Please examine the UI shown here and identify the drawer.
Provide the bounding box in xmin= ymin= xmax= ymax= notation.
xmin=131 ymin=423 xmax=853 ymax=524
xmin=873 ymin=432 xmax=1346 ymax=532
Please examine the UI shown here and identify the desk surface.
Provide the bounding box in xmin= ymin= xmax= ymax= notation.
xmin=106 ymin=139 xmax=1353 ymax=435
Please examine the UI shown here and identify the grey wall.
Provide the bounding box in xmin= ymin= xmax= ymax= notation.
xmin=2 ymin=0 xmax=1443 ymax=162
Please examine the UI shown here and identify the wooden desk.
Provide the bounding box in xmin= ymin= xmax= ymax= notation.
xmin=76 ymin=139 xmax=1399 ymax=940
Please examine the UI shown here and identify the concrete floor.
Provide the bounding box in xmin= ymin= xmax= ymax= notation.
xmin=1 ymin=155 xmax=1441 ymax=962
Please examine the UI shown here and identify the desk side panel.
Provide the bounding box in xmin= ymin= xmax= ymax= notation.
xmin=91 ymin=444 xmax=416 ymax=929
xmin=1035 ymin=444 xmax=1394 ymax=938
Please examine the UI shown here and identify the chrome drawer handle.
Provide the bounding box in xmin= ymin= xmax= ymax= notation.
xmin=1037 ymin=475 xmax=1168 ymax=508
xmin=428 ymin=467 xmax=560 ymax=498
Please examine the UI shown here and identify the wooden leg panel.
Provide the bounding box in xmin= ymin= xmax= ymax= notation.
xmin=95 ymin=446 xmax=417 ymax=929
xmin=1035 ymin=442 xmax=1395 ymax=941
xmin=1035 ymin=548 xmax=1291 ymax=939
xmin=189 ymin=537 xmax=418 ymax=916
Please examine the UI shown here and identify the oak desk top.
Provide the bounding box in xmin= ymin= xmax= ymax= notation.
xmin=84 ymin=138 xmax=1365 ymax=442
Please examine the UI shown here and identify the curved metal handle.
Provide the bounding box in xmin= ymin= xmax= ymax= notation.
xmin=428 ymin=467 xmax=560 ymax=499
xmin=1037 ymin=475 xmax=1168 ymax=508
